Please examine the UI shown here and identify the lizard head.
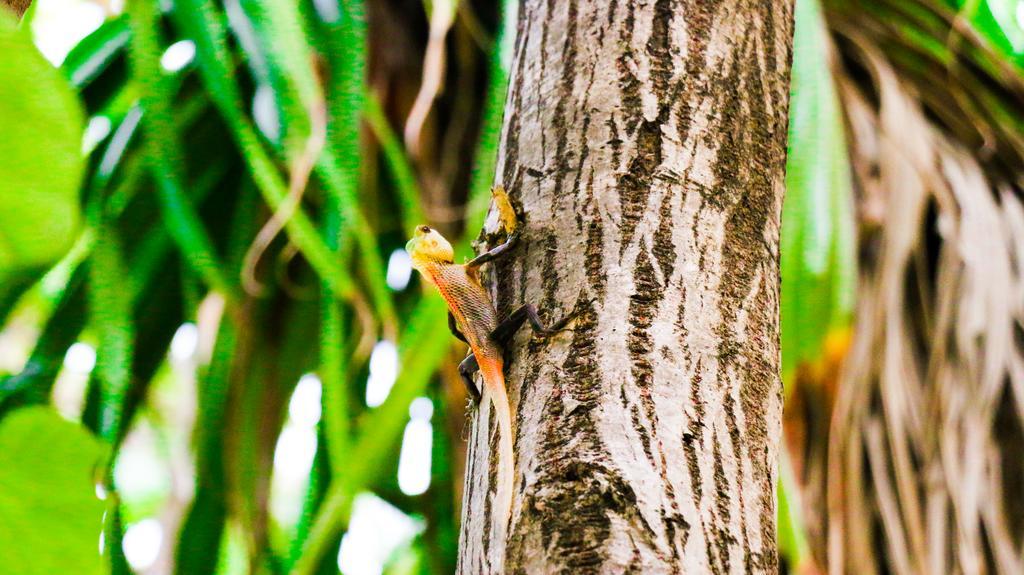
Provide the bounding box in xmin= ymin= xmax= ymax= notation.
xmin=406 ymin=225 xmax=454 ymax=265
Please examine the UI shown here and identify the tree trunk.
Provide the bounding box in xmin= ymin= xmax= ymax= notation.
xmin=459 ymin=1 xmax=794 ymax=573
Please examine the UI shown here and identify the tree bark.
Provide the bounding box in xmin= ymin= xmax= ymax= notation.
xmin=1 ymin=0 xmax=31 ymax=18
xmin=460 ymin=1 xmax=794 ymax=573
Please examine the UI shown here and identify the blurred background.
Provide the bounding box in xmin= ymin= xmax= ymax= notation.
xmin=0 ymin=0 xmax=1022 ymax=573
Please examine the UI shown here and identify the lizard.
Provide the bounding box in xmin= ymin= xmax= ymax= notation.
xmin=405 ymin=185 xmax=570 ymax=553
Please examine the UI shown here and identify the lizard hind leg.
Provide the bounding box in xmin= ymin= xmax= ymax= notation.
xmin=458 ymin=353 xmax=482 ymax=403
xmin=448 ymin=311 xmax=468 ymax=343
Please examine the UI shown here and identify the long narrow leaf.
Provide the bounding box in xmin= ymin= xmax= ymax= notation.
xmin=781 ymin=0 xmax=856 ymax=387
xmin=88 ymin=225 xmax=134 ymax=444
xmin=0 ymin=267 xmax=87 ymax=414
xmin=126 ymin=0 xmax=238 ymax=304
xmin=62 ymin=16 xmax=129 ymax=90
xmin=319 ymin=201 xmax=349 ymax=478
xmin=175 ymin=317 xmax=235 ymax=575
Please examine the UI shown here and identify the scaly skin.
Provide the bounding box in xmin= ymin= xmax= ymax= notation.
xmin=406 ymin=222 xmax=515 ymax=558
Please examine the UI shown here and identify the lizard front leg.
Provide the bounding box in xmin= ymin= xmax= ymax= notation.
xmin=465 ymin=231 xmax=519 ymax=270
xmin=490 ymin=304 xmax=576 ymax=346
xmin=466 ymin=227 xmax=577 ymax=346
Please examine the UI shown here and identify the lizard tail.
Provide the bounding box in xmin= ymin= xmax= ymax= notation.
xmin=479 ymin=358 xmax=514 ymax=550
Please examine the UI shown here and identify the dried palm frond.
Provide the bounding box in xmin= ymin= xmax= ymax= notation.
xmin=815 ymin=1 xmax=1024 ymax=572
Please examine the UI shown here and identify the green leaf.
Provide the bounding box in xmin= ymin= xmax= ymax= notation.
xmin=0 ymin=407 xmax=107 ymax=575
xmin=955 ymin=0 xmax=1024 ymax=64
xmin=781 ymin=0 xmax=856 ymax=386
xmin=0 ymin=11 xmax=86 ymax=291
xmin=986 ymin=0 xmax=1024 ymax=54
xmin=89 ymin=225 xmax=135 ymax=443
xmin=319 ymin=202 xmax=350 ymax=479
xmin=175 ymin=318 xmax=236 ymax=575
xmin=363 ymin=92 xmax=425 ymax=233
xmin=0 ymin=266 xmax=87 ymax=414
xmin=125 ymin=0 xmax=237 ymax=304
xmin=231 ymin=0 xmax=319 ymax=155
xmin=62 ymin=15 xmax=130 ymax=89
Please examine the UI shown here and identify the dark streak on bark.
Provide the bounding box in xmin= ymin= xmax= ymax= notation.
xmin=607 ymin=0 xmax=618 ymax=27
xmin=616 ymin=120 xmax=660 ymax=258
xmin=711 ymin=436 xmax=734 ymax=573
xmin=515 ymin=257 xmax=528 ymax=317
xmin=627 ymin=537 xmax=644 ymax=573
xmin=627 ymin=249 xmax=661 ymax=459
xmin=678 ymin=0 xmax=719 ymax=145
xmin=702 ymin=517 xmax=723 ymax=574
xmin=628 ymin=248 xmax=660 ymax=389
xmin=664 ymin=513 xmax=691 ymax=571
xmin=539 ymin=233 xmax=560 ymax=312
xmin=683 ymin=358 xmax=706 ymax=507
xmin=538 ymin=0 xmax=550 ymax=161
xmin=571 ymin=113 xmax=593 ymax=232
xmin=584 ymin=172 xmax=607 ymax=299
xmin=500 ymin=7 xmax=529 ymax=192
xmin=550 ymin=0 xmax=580 ymax=220
xmin=723 ymin=390 xmax=752 ymax=570
xmin=484 ymin=401 xmax=497 ymax=562
xmin=608 ymin=115 xmax=623 ymax=168
xmin=618 ymin=2 xmax=640 ymax=135
xmin=628 ymin=394 xmax=656 ymax=470
xmin=653 ymin=188 xmax=677 ymax=284
xmin=647 ymin=0 xmax=674 ymax=98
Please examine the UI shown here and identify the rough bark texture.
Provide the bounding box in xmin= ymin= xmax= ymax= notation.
xmin=459 ymin=1 xmax=794 ymax=573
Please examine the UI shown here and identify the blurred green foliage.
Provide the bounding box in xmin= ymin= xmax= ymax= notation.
xmin=953 ymin=0 xmax=1024 ymax=65
xmin=1 ymin=0 xmax=1021 ymax=573
xmin=1 ymin=0 xmax=507 ymax=573
xmin=0 ymin=407 xmax=107 ymax=575
xmin=0 ymin=9 xmax=84 ymax=308
xmin=782 ymin=0 xmax=857 ymax=390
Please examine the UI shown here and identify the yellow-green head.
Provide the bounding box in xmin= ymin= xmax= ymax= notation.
xmin=406 ymin=225 xmax=454 ymax=266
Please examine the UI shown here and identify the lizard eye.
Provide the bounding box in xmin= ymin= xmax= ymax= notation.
xmin=418 ymin=225 xmax=431 ymax=234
